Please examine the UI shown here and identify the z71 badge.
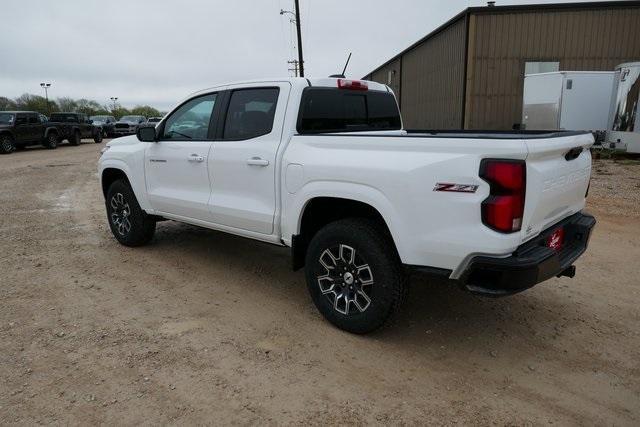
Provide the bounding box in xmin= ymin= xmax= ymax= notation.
xmin=433 ymin=183 xmax=479 ymax=193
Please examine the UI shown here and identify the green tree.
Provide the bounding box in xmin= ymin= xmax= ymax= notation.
xmin=76 ymin=99 xmax=104 ymax=116
xmin=130 ymin=105 xmax=162 ymax=118
xmin=111 ymin=106 xmax=131 ymax=119
xmin=56 ymin=97 xmax=78 ymax=113
xmin=1 ymin=94 xmax=163 ymax=119
xmin=0 ymin=96 xmax=17 ymax=110
xmin=14 ymin=93 xmax=58 ymax=114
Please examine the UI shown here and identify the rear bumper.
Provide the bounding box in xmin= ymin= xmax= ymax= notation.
xmin=460 ymin=212 xmax=596 ymax=296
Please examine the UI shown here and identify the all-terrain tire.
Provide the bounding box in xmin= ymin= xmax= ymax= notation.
xmin=94 ymin=131 xmax=103 ymax=144
xmin=0 ymin=134 xmax=15 ymax=154
xmin=106 ymin=179 xmax=156 ymax=247
xmin=69 ymin=130 xmax=81 ymax=146
xmin=43 ymin=133 xmax=58 ymax=149
xmin=304 ymin=218 xmax=407 ymax=334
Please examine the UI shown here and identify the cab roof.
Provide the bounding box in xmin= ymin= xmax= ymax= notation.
xmin=190 ymin=77 xmax=391 ymax=98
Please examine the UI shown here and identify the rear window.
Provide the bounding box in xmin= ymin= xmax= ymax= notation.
xmin=297 ymin=88 xmax=401 ymax=134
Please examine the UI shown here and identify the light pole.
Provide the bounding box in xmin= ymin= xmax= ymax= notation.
xmin=280 ymin=0 xmax=304 ymax=77
xmin=40 ymin=83 xmax=51 ymax=115
xmin=110 ymin=97 xmax=118 ymax=112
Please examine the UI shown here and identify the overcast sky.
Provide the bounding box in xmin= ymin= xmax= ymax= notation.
xmin=0 ymin=0 xmax=607 ymax=110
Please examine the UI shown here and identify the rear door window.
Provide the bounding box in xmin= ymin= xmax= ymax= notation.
xmin=15 ymin=114 xmax=27 ymax=125
xmin=222 ymin=88 xmax=279 ymax=140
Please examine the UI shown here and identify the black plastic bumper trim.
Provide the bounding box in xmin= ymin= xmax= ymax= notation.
xmin=460 ymin=212 xmax=596 ymax=297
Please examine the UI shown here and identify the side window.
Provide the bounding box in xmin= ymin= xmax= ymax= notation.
xmin=223 ymin=88 xmax=279 ymax=140
xmin=15 ymin=114 xmax=27 ymax=125
xmin=28 ymin=115 xmax=39 ymax=124
xmin=162 ymin=93 xmax=217 ymax=140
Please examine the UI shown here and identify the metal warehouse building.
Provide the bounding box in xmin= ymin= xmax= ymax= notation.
xmin=363 ymin=1 xmax=640 ymax=130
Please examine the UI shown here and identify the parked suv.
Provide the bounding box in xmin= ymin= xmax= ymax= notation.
xmin=0 ymin=111 xmax=60 ymax=154
xmin=47 ymin=112 xmax=103 ymax=146
xmin=91 ymin=115 xmax=117 ymax=137
xmin=114 ymin=115 xmax=146 ymax=136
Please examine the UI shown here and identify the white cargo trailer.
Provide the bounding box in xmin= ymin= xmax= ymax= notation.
xmin=606 ymin=62 xmax=640 ymax=154
xmin=522 ymin=71 xmax=616 ymax=133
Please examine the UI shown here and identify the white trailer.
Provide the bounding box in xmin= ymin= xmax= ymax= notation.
xmin=522 ymin=71 xmax=616 ymax=133
xmin=606 ymin=62 xmax=640 ymax=154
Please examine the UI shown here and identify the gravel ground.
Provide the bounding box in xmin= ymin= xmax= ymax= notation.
xmin=0 ymin=142 xmax=639 ymax=425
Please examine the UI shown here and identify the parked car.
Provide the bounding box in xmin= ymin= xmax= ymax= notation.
xmin=91 ymin=115 xmax=117 ymax=137
xmin=113 ymin=115 xmax=146 ymax=136
xmin=0 ymin=110 xmax=62 ymax=153
xmin=147 ymin=117 xmax=162 ymax=125
xmin=47 ymin=112 xmax=103 ymax=146
xmin=99 ymin=78 xmax=596 ymax=333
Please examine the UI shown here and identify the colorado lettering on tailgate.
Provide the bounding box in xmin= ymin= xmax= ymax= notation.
xmin=542 ymin=166 xmax=590 ymax=192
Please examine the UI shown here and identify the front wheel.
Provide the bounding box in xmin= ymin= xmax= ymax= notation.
xmin=106 ymin=179 xmax=156 ymax=247
xmin=43 ymin=133 xmax=58 ymax=149
xmin=94 ymin=131 xmax=103 ymax=144
xmin=69 ymin=131 xmax=81 ymax=146
xmin=0 ymin=134 xmax=15 ymax=154
xmin=304 ymin=219 xmax=407 ymax=334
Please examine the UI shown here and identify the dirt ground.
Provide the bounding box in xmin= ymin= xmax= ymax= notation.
xmin=1 ymin=141 xmax=639 ymax=425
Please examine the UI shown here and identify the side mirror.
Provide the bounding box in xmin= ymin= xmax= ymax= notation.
xmin=88 ymin=119 xmax=94 ymax=124
xmin=137 ymin=125 xmax=157 ymax=142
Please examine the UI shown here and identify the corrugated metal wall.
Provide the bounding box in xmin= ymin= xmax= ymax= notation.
xmin=370 ymin=58 xmax=402 ymax=104
xmin=400 ymin=17 xmax=467 ymax=129
xmin=466 ymin=6 xmax=640 ymax=129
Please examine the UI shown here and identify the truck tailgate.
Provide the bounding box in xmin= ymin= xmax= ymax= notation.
xmin=521 ymin=132 xmax=593 ymax=241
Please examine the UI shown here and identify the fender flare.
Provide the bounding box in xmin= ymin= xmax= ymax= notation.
xmin=99 ymin=159 xmax=153 ymax=211
xmin=44 ymin=127 xmax=58 ymax=138
xmin=0 ymin=129 xmax=14 ymax=140
xmin=287 ymin=181 xmax=408 ymax=262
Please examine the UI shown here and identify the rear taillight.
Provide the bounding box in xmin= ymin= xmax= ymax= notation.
xmin=337 ymin=79 xmax=368 ymax=91
xmin=480 ymin=159 xmax=526 ymax=233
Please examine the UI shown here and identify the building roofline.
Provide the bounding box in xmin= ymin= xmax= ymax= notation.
xmin=363 ymin=0 xmax=640 ymax=79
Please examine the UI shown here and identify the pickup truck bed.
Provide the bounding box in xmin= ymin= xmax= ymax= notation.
xmin=98 ymin=77 xmax=595 ymax=334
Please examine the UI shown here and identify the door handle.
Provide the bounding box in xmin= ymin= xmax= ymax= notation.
xmin=246 ymin=157 xmax=269 ymax=167
xmin=188 ymin=154 xmax=205 ymax=162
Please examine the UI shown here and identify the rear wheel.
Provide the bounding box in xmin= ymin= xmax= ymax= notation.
xmin=304 ymin=218 xmax=407 ymax=334
xmin=0 ymin=134 xmax=15 ymax=154
xmin=69 ymin=130 xmax=81 ymax=146
xmin=106 ymin=179 xmax=156 ymax=247
xmin=43 ymin=133 xmax=58 ymax=149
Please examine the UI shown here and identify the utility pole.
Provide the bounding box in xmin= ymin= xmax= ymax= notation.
xmin=280 ymin=0 xmax=305 ymax=77
xmin=40 ymin=82 xmax=51 ymax=115
xmin=288 ymin=60 xmax=300 ymax=77
xmin=294 ymin=0 xmax=304 ymax=77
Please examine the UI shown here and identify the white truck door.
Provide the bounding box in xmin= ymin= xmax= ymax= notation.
xmin=208 ymin=83 xmax=290 ymax=235
xmin=145 ymin=93 xmax=219 ymax=221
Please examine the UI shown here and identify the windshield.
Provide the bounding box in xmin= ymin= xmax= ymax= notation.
xmin=91 ymin=116 xmax=109 ymax=123
xmin=120 ymin=116 xmax=142 ymax=122
xmin=0 ymin=113 xmax=15 ymax=124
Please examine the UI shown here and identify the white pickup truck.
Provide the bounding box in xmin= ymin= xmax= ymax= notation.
xmin=98 ymin=77 xmax=596 ymax=333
